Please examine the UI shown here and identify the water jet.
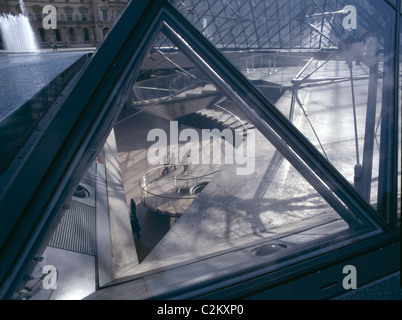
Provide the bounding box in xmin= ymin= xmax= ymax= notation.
xmin=0 ymin=0 xmax=39 ymax=53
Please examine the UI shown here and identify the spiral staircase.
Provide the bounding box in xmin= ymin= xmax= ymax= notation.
xmin=129 ymin=51 xmax=283 ymax=216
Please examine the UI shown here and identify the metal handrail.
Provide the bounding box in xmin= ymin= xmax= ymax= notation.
xmin=139 ymin=165 xmax=218 ymax=216
xmin=173 ymin=169 xmax=219 ymax=194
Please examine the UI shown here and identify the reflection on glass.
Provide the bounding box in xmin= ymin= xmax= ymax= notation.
xmin=171 ymin=0 xmax=396 ymax=215
xmin=13 ymin=20 xmax=382 ymax=299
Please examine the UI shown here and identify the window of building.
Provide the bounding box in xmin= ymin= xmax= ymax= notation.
xmin=54 ymin=28 xmax=62 ymax=42
xmin=38 ymin=28 xmax=46 ymax=42
xmin=34 ymin=8 xmax=42 ymax=21
xmin=81 ymin=9 xmax=87 ymax=22
xmin=102 ymin=9 xmax=108 ymax=22
xmin=68 ymin=28 xmax=76 ymax=42
xmin=66 ymin=9 xmax=72 ymax=22
xmin=82 ymin=28 xmax=90 ymax=41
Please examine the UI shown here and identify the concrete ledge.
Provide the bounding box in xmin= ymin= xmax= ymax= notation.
xmin=103 ymin=129 xmax=139 ymax=279
xmin=0 ymin=53 xmax=90 ymax=176
xmin=95 ymin=149 xmax=114 ymax=287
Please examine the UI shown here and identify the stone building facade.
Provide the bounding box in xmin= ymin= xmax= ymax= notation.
xmin=0 ymin=0 xmax=129 ymax=49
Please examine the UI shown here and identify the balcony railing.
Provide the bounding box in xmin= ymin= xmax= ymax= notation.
xmin=139 ymin=165 xmax=218 ymax=217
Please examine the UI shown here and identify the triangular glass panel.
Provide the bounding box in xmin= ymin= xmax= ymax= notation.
xmin=171 ymin=0 xmax=398 ymax=217
xmin=9 ymin=14 xmax=383 ymax=299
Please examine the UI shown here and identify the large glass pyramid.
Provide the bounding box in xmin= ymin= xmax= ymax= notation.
xmin=2 ymin=0 xmax=397 ymax=300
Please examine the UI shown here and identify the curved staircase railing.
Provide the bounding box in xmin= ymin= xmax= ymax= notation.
xmin=139 ymin=165 xmax=218 ymax=217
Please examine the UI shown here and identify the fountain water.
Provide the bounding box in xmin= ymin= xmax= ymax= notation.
xmin=0 ymin=0 xmax=39 ymax=53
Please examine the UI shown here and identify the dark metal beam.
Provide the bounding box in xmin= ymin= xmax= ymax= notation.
xmin=0 ymin=0 xmax=164 ymax=300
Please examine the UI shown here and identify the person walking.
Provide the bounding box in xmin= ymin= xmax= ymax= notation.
xmin=170 ymin=153 xmax=177 ymax=170
xmin=162 ymin=155 xmax=169 ymax=175
xmin=130 ymin=199 xmax=141 ymax=239
xmin=181 ymin=152 xmax=190 ymax=174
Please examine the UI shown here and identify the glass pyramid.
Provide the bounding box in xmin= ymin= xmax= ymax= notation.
xmin=2 ymin=1 xmax=395 ymax=300
xmin=10 ymin=18 xmax=383 ymax=300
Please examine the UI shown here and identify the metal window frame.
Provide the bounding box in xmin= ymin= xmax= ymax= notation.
xmin=0 ymin=0 xmax=399 ymax=300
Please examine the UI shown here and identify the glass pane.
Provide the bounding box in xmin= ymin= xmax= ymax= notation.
xmin=171 ymin=0 xmax=397 ymax=215
xmin=13 ymin=164 xmax=98 ymax=300
xmin=12 ymin=25 xmax=380 ymax=300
